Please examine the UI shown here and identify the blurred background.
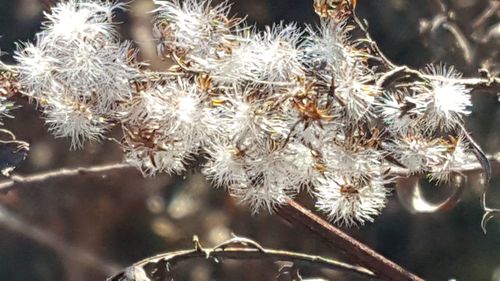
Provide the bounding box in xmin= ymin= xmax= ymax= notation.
xmin=0 ymin=0 xmax=499 ymax=280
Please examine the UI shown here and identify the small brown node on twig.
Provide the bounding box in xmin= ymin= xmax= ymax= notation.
xmin=0 ymin=70 xmax=21 ymax=97
xmin=313 ymin=0 xmax=356 ymax=20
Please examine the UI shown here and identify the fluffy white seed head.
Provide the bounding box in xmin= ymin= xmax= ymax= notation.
xmin=303 ymin=20 xmax=377 ymax=121
xmin=43 ymin=95 xmax=108 ymax=150
xmin=244 ymin=23 xmax=304 ymax=84
xmin=384 ymin=134 xmax=448 ymax=174
xmin=40 ymin=0 xmax=121 ymax=44
xmin=322 ymin=142 xmax=383 ymax=179
xmin=124 ymin=139 xmax=192 ymax=176
xmin=119 ymin=78 xmax=208 ymax=175
xmin=377 ymin=91 xmax=420 ymax=135
xmin=14 ymin=43 xmax=58 ymax=96
xmin=153 ymin=0 xmax=242 ymax=62
xmin=415 ymin=65 xmax=472 ymax=131
xmin=202 ymin=138 xmax=247 ymax=187
xmin=315 ymin=174 xmax=390 ymax=227
xmin=15 ymin=0 xmax=137 ymax=114
xmin=228 ymin=179 xmax=291 ymax=214
xmin=301 ymin=20 xmax=352 ymax=70
xmin=429 ymin=135 xmax=470 ymax=183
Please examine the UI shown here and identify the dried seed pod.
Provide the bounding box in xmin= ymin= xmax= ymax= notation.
xmin=313 ymin=0 xmax=356 ymax=19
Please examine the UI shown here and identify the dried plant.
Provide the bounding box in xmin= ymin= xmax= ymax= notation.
xmin=0 ymin=0 xmax=498 ymax=280
xmin=0 ymin=0 xmax=496 ymax=228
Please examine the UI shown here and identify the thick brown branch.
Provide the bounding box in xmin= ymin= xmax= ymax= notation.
xmin=278 ymin=200 xmax=423 ymax=281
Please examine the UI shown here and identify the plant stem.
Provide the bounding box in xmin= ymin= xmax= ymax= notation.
xmin=108 ymin=235 xmax=376 ymax=280
xmin=278 ymin=200 xmax=424 ymax=281
xmin=0 ymin=163 xmax=135 ymax=194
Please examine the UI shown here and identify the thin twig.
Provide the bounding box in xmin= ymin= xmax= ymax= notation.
xmin=0 ymin=204 xmax=122 ymax=275
xmin=107 ymin=235 xmax=376 ymax=280
xmin=354 ymin=11 xmax=500 ymax=93
xmin=1 ymin=156 xmax=495 ymax=195
xmin=376 ymin=66 xmax=423 ymax=89
xmin=0 ymin=163 xmax=136 ymax=194
xmin=472 ymin=1 xmax=500 ymax=30
xmin=436 ymin=76 xmax=500 ymax=92
xmin=375 ymin=59 xmax=500 ymax=92
xmin=352 ymin=12 xmax=396 ymax=69
xmin=388 ymin=153 xmax=500 ymax=178
xmin=277 ymin=200 xmax=424 ymax=281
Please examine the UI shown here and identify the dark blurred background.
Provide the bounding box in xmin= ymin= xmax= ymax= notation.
xmin=0 ymin=0 xmax=499 ymax=280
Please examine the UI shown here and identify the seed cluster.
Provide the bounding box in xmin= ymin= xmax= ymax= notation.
xmin=6 ymin=0 xmax=477 ymax=226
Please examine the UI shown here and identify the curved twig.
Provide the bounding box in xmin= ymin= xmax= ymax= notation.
xmin=481 ymin=193 xmax=500 ymax=234
xmin=107 ymin=235 xmax=376 ymax=281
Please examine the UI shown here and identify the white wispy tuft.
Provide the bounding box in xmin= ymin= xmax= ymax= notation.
xmin=14 ymin=0 xmax=137 ymax=148
xmin=315 ymin=174 xmax=390 ymax=227
xmin=413 ymin=64 xmax=472 ymax=131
